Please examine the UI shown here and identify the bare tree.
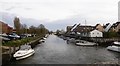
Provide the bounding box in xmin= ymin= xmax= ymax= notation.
xmin=29 ymin=25 xmax=36 ymax=34
xmin=21 ymin=24 xmax=28 ymax=34
xmin=14 ymin=17 xmax=21 ymax=35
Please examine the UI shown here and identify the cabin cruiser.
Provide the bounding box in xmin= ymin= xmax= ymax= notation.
xmin=107 ymin=41 xmax=120 ymax=53
xmin=75 ymin=40 xmax=97 ymax=46
xmin=13 ymin=45 xmax=35 ymax=60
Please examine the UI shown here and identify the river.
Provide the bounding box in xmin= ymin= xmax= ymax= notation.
xmin=10 ymin=35 xmax=119 ymax=64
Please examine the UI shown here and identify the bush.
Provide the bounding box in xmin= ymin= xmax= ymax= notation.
xmin=103 ymin=32 xmax=119 ymax=38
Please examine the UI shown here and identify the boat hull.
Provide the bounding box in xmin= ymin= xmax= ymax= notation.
xmin=107 ymin=46 xmax=120 ymax=53
xmin=75 ymin=43 xmax=97 ymax=46
xmin=39 ymin=40 xmax=45 ymax=43
xmin=14 ymin=49 xmax=35 ymax=60
xmin=16 ymin=51 xmax=35 ymax=60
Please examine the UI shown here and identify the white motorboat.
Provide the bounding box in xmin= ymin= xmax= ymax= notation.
xmin=13 ymin=45 xmax=35 ymax=60
xmin=113 ymin=42 xmax=120 ymax=45
xmin=43 ymin=37 xmax=46 ymax=40
xmin=107 ymin=41 xmax=120 ymax=53
xmin=39 ymin=39 xmax=45 ymax=43
xmin=39 ymin=37 xmax=47 ymax=43
xmin=45 ymin=34 xmax=49 ymax=38
xmin=75 ymin=40 xmax=97 ymax=46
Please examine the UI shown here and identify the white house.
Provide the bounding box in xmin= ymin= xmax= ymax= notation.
xmin=89 ymin=30 xmax=103 ymax=37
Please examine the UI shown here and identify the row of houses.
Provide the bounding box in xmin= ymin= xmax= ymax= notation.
xmin=0 ymin=21 xmax=13 ymax=34
xmin=66 ymin=22 xmax=120 ymax=37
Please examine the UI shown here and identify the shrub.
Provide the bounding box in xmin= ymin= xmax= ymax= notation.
xmin=103 ymin=32 xmax=119 ymax=38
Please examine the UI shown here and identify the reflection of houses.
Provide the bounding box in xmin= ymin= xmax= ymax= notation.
xmin=103 ymin=23 xmax=112 ymax=32
xmin=0 ymin=21 xmax=13 ymax=34
xmin=94 ymin=24 xmax=104 ymax=32
xmin=109 ymin=22 xmax=120 ymax=32
xmin=89 ymin=30 xmax=103 ymax=37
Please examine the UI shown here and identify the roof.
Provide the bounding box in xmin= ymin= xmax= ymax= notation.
xmin=66 ymin=24 xmax=77 ymax=34
xmin=0 ymin=21 xmax=13 ymax=29
xmin=111 ymin=22 xmax=120 ymax=28
xmin=73 ymin=25 xmax=94 ymax=33
xmin=95 ymin=24 xmax=100 ymax=28
xmin=90 ymin=29 xmax=102 ymax=33
xmin=103 ymin=23 xmax=110 ymax=28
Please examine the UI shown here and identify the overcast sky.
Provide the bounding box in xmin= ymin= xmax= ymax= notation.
xmin=0 ymin=0 xmax=120 ymax=31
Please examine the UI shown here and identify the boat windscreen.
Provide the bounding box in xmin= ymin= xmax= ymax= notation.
xmin=20 ymin=45 xmax=31 ymax=50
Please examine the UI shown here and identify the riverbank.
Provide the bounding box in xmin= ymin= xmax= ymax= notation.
xmin=2 ymin=36 xmax=42 ymax=65
xmin=2 ymin=35 xmax=120 ymax=65
xmin=5 ymin=35 xmax=119 ymax=65
xmin=80 ymin=37 xmax=120 ymax=46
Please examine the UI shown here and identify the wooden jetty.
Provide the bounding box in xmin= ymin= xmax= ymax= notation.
xmin=81 ymin=37 xmax=120 ymax=46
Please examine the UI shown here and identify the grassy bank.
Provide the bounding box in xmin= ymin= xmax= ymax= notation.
xmin=2 ymin=36 xmax=43 ymax=65
xmin=3 ymin=36 xmax=39 ymax=46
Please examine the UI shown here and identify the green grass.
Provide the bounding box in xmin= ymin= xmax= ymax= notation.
xmin=2 ymin=36 xmax=40 ymax=47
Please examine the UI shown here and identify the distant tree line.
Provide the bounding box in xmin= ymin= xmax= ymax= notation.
xmin=14 ymin=17 xmax=49 ymax=36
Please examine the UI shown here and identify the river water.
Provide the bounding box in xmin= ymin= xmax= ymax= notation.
xmin=10 ymin=35 xmax=119 ymax=64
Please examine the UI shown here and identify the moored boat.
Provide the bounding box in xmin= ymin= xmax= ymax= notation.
xmin=107 ymin=41 xmax=120 ymax=53
xmin=43 ymin=37 xmax=46 ymax=40
xmin=39 ymin=39 xmax=45 ymax=43
xmin=13 ymin=45 xmax=35 ymax=60
xmin=75 ymin=40 xmax=97 ymax=46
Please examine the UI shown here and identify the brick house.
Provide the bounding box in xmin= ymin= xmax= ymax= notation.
xmin=0 ymin=21 xmax=13 ymax=34
xmin=103 ymin=23 xmax=112 ymax=32
xmin=109 ymin=22 xmax=120 ymax=32
xmin=94 ymin=24 xmax=104 ymax=32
